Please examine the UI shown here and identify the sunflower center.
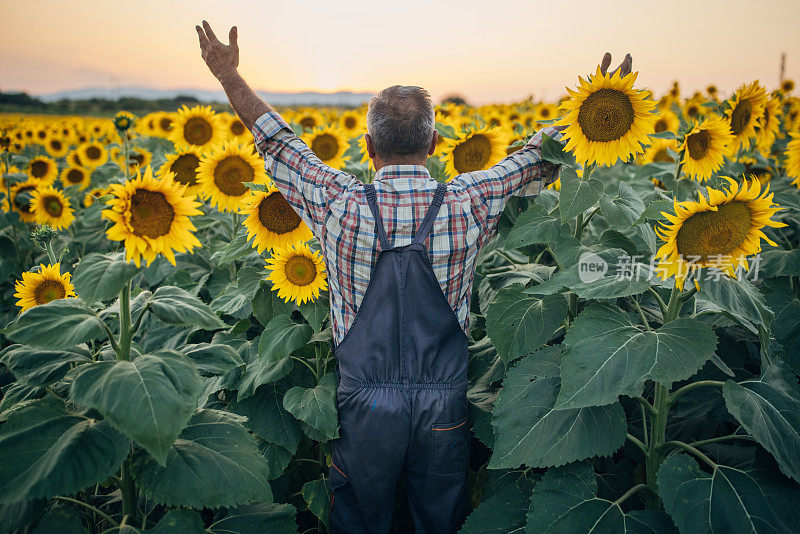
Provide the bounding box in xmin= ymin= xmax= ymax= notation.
xmin=44 ymin=195 xmax=63 ymax=217
xmin=687 ymin=106 xmax=699 ymax=118
xmin=129 ymin=189 xmax=175 ymax=238
xmin=299 ymin=117 xmax=317 ymax=129
xmin=213 ymin=155 xmax=254 ymax=196
xmin=577 ymin=88 xmax=635 ymax=142
xmin=34 ymin=280 xmax=66 ymax=305
xmin=30 ymin=160 xmax=48 ymax=178
xmin=653 ymin=148 xmax=673 ymax=162
xmin=14 ymin=186 xmax=35 ymax=213
xmin=675 ymin=201 xmax=751 ymax=262
xmin=344 ymin=116 xmax=357 ymax=129
xmin=230 ymin=120 xmax=245 ymax=135
xmin=258 ymin=192 xmax=301 ymax=234
xmin=284 ymin=255 xmax=317 ymax=286
xmin=159 ymin=117 xmax=173 ymax=131
xmin=730 ymin=100 xmax=752 ymax=136
xmin=453 ymin=134 xmax=492 ymax=173
xmin=654 ymin=119 xmax=668 ymax=133
xmin=86 ymin=146 xmax=102 ymax=160
xmin=311 ymin=134 xmax=339 ymax=161
xmin=50 ymin=140 xmax=63 ymax=150
xmin=686 ymin=130 xmax=711 ymax=160
xmin=170 ymin=153 xmax=200 ymax=186
xmin=66 ymin=169 xmax=84 ymax=184
xmin=183 ymin=117 xmax=213 ymax=145
xmin=540 ymin=108 xmax=551 ymax=118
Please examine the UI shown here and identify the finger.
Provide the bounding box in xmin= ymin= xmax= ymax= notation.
xmin=600 ymin=52 xmax=612 ymax=75
xmin=196 ymin=25 xmax=209 ymax=49
xmin=623 ymin=54 xmax=633 ymax=75
xmin=229 ymin=26 xmax=238 ymax=49
xmin=202 ymin=20 xmax=221 ymax=44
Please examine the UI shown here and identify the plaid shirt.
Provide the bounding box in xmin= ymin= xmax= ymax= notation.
xmin=251 ymin=110 xmax=563 ymax=346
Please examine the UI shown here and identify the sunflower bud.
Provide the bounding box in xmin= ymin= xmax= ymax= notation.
xmin=114 ymin=111 xmax=136 ymax=132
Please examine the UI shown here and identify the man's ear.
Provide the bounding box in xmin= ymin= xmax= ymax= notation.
xmin=428 ymin=130 xmax=439 ymax=156
xmin=365 ymin=133 xmax=376 ymax=159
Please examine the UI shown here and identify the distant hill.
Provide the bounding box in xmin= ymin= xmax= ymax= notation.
xmin=36 ymin=87 xmax=375 ymax=107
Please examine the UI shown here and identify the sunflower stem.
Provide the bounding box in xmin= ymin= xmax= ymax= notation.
xmin=647 ymin=287 xmax=668 ymax=317
xmin=118 ymin=280 xmax=132 ymax=362
xmin=631 ymin=297 xmax=652 ymax=331
xmin=659 ymin=440 xmax=717 ymax=470
xmin=667 ymin=380 xmax=724 ymax=405
xmin=53 ymin=496 xmax=118 ymax=528
xmin=120 ymin=454 xmax=137 ymax=521
xmin=44 ymin=238 xmax=57 ymax=264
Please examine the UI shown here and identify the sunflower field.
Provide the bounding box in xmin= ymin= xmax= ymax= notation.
xmin=1 ymin=69 xmax=800 ymax=533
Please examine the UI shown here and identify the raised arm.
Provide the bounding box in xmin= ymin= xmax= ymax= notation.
xmin=195 ymin=20 xmax=355 ymax=239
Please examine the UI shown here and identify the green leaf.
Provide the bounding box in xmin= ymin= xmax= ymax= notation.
xmin=208 ymin=502 xmax=297 ymax=534
xmin=210 ymin=229 xmax=258 ymax=264
xmin=145 ymin=509 xmax=205 ymax=534
xmin=774 ymin=300 xmax=800 ymax=369
xmin=34 ymin=507 xmax=86 ymax=534
xmin=0 ymin=345 xmax=92 ymax=386
xmin=657 ymin=454 xmax=791 ymax=534
xmin=72 ymin=252 xmax=140 ymax=303
xmin=525 ymin=247 xmax=653 ymax=299
xmin=558 ymin=167 xmax=604 ymax=222
xmin=131 ymin=409 xmax=272 ymax=508
xmin=505 ymin=204 xmax=568 ymax=249
xmin=237 ymin=355 xmax=294 ymax=402
xmin=0 ymin=398 xmax=129 ymax=504
xmin=210 ymin=284 xmax=253 ymax=319
xmin=723 ymin=363 xmax=800 ymax=483
xmin=230 ymin=383 xmax=303 ymax=453
xmin=541 ymin=133 xmax=576 ymax=168
xmin=649 ymin=130 xmax=678 ymax=139
xmin=258 ymin=315 xmax=313 ymax=362
xmin=302 ymin=478 xmax=330 ymax=531
xmin=70 ymin=351 xmax=202 ymax=465
xmin=299 ymin=293 xmax=329 ymax=332
xmin=556 ymin=303 xmax=717 ymax=409
xmin=489 ymin=355 xmax=626 ymax=469
xmin=526 ymin=460 xmax=676 ymax=533
xmin=697 ymin=276 xmax=773 ymax=328
xmin=632 ymin=199 xmax=675 ymax=226
xmin=258 ymin=440 xmax=294 ymax=481
xmin=461 ymin=473 xmax=533 ymax=533
xmin=149 ymin=286 xmax=227 ymax=330
xmin=599 ymin=182 xmax=646 ymax=229
xmin=283 ymin=372 xmax=339 ymax=441
xmin=760 ymin=249 xmax=800 ymax=278
xmin=435 ymin=121 xmax=457 ymax=139
xmin=3 ymin=299 xmax=106 ymax=349
xmin=180 ymin=343 xmax=244 ymax=377
xmin=486 ymin=284 xmax=568 ymax=366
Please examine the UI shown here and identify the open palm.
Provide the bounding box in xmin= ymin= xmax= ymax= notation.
xmin=196 ymin=20 xmax=239 ymax=81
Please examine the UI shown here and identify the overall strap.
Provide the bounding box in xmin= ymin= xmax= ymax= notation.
xmin=412 ymin=182 xmax=447 ymax=246
xmin=364 ymin=183 xmax=390 ymax=250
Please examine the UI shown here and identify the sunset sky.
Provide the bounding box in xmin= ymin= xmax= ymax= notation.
xmin=2 ymin=0 xmax=799 ymax=105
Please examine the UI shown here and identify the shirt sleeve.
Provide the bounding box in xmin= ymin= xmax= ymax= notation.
xmin=250 ymin=109 xmax=357 ymax=240
xmin=452 ymin=125 xmax=565 ymax=249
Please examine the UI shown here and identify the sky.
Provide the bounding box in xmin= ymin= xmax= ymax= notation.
xmin=2 ymin=0 xmax=799 ymax=105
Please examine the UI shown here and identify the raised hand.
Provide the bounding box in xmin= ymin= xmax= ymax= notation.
xmin=196 ymin=20 xmax=239 ymax=82
xmin=599 ymin=52 xmax=633 ymax=77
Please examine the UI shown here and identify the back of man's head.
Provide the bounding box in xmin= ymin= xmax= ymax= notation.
xmin=366 ymin=85 xmax=435 ymax=161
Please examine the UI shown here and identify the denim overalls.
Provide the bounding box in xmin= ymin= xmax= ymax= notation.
xmin=328 ymin=181 xmax=471 ymax=533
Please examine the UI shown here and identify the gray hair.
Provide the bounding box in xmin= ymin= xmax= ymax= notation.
xmin=366 ymin=85 xmax=435 ymax=159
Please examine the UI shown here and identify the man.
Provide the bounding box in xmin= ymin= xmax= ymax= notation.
xmin=196 ymin=20 xmax=632 ymax=533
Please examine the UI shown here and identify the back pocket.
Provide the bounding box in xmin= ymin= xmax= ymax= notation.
xmin=328 ymin=462 xmax=355 ymax=531
xmin=431 ymin=415 xmax=470 ymax=473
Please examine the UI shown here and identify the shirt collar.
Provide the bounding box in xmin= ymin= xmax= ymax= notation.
xmin=373 ymin=164 xmax=431 ymax=182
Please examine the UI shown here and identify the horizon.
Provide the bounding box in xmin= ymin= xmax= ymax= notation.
xmin=2 ymin=0 xmax=799 ymax=105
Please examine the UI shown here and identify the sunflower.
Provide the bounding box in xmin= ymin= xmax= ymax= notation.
xmin=126 ymin=148 xmax=153 ymax=174
xmin=292 ymin=109 xmax=325 ymax=131
xmin=13 ymin=263 xmax=77 ymax=313
xmin=45 ymin=136 xmax=70 ymax=158
xmin=153 ymin=112 xmax=175 ymax=137
xmin=223 ymin=114 xmax=250 ymax=143
xmin=241 ymin=184 xmax=313 ymax=253
xmin=653 ymin=109 xmax=679 ymax=135
xmin=706 ymin=85 xmax=719 ymax=99
xmin=266 ymin=242 xmax=328 ymax=304
xmin=338 ymin=110 xmax=365 ymax=136
xmin=30 ymin=186 xmax=75 ymax=230
xmin=654 ymin=176 xmax=787 ymax=290
xmin=755 ymin=96 xmax=781 ymax=154
xmin=301 ymin=127 xmax=349 ymax=169
xmin=534 ymin=103 xmax=558 ymax=122
xmin=2 ymin=179 xmax=39 ymax=223
xmin=441 ymin=126 xmax=507 ymax=178
xmin=677 ymin=116 xmax=734 ymax=181
xmin=682 ymin=99 xmax=706 ymax=121
xmin=158 ymin=146 xmax=203 ymax=197
xmin=26 ymin=156 xmax=58 ymax=185
xmin=60 ymin=166 xmax=91 ymax=190
xmin=781 ymin=79 xmax=795 ymax=94
xmin=785 ymin=133 xmax=800 ymax=189
xmin=725 ymin=81 xmax=767 ymax=152
xmin=169 ymin=105 xmax=224 ymax=151
xmin=102 ymin=165 xmax=203 ymax=267
xmin=555 ymin=65 xmax=657 ymax=167
xmin=77 ymin=141 xmax=109 ymax=169
xmin=642 ymin=138 xmax=678 ymax=164
xmin=197 ymin=141 xmax=269 ymax=212
xmin=83 ymin=187 xmax=108 ymax=208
